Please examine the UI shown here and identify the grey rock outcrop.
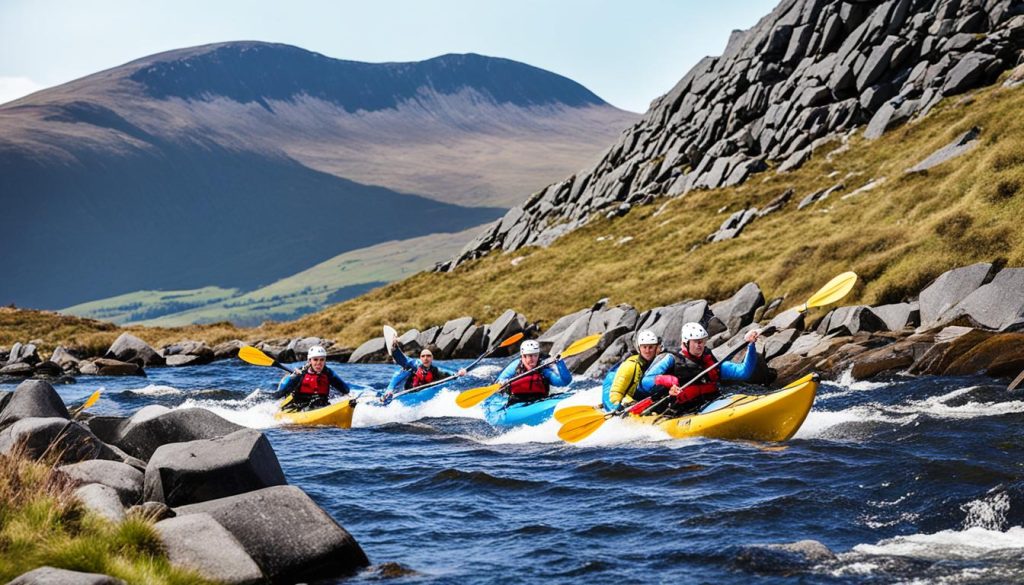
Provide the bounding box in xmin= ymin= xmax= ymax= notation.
xmin=144 ymin=429 xmax=287 ymax=507
xmin=816 ymin=305 xmax=887 ymax=336
xmin=872 ymin=302 xmax=920 ymax=331
xmin=434 ymin=317 xmax=474 ymax=358
xmin=945 ymin=268 xmax=1024 ymax=331
xmin=175 ymin=485 xmax=369 ymax=582
xmin=7 ymin=567 xmax=126 ymax=585
xmin=348 ymin=336 xmax=389 ymax=363
xmin=918 ymin=263 xmax=994 ymax=329
xmin=442 ymin=0 xmax=1024 ymax=268
xmin=74 ymin=483 xmax=126 ymax=522
xmin=485 ymin=309 xmax=528 ymax=353
xmin=0 ymin=417 xmax=119 ymax=463
xmin=113 ymin=407 xmax=245 ymax=460
xmin=906 ymin=126 xmax=981 ymax=173
xmin=162 ymin=340 xmax=215 ymax=366
xmin=78 ymin=358 xmax=145 ymax=376
xmin=6 ymin=341 xmax=40 ymax=366
xmin=155 ymin=513 xmax=265 ymax=585
xmin=59 ymin=459 xmax=144 ymax=505
xmin=105 ymin=332 xmax=164 ymax=366
xmin=712 ymin=282 xmax=765 ymax=335
xmin=0 ymin=379 xmax=70 ymax=429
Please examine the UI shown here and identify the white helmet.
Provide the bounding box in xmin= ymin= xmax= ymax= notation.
xmin=636 ymin=329 xmax=659 ymax=346
xmin=680 ymin=322 xmax=709 ymax=342
xmin=521 ymin=340 xmax=541 ymax=355
xmin=308 ymin=345 xmax=327 ymax=359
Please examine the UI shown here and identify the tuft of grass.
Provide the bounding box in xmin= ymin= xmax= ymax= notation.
xmin=0 ymin=445 xmax=214 ymax=584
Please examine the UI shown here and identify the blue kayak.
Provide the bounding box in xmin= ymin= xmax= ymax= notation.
xmin=378 ymin=384 xmax=445 ymax=407
xmin=482 ymin=393 xmax=572 ymax=427
xmin=601 ymin=363 xmax=621 ymax=411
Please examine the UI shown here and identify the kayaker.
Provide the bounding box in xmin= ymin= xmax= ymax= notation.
xmin=640 ymin=323 xmax=760 ymax=414
xmin=498 ymin=340 xmax=572 ymax=405
xmin=380 ymin=345 xmax=467 ymax=404
xmin=605 ymin=329 xmax=661 ymax=410
xmin=277 ymin=345 xmax=351 ymax=411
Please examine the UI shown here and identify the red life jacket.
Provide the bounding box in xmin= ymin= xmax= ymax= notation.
xmin=407 ymin=365 xmax=440 ymax=389
xmin=297 ymin=370 xmax=330 ymax=396
xmin=668 ymin=348 xmax=719 ymax=403
xmin=507 ymin=360 xmax=550 ymax=397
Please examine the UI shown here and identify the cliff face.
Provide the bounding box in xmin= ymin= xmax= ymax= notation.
xmin=444 ymin=0 xmax=1024 ymax=269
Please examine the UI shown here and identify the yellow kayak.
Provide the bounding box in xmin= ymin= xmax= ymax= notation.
xmin=274 ymin=398 xmax=355 ymax=429
xmin=631 ymin=373 xmax=819 ymax=442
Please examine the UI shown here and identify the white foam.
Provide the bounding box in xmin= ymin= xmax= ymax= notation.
xmin=962 ymin=491 xmax=1011 ymax=531
xmin=125 ymin=384 xmax=183 ymax=396
xmin=176 ymin=393 xmax=282 ymax=429
xmin=849 ymin=526 xmax=1024 ymax=560
xmin=352 ymin=388 xmax=485 ymax=427
xmin=817 ymin=367 xmax=896 ymax=402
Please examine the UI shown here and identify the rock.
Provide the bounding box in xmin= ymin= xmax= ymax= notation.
xmin=708 ymin=207 xmax=759 ymax=241
xmin=79 ymin=358 xmax=145 ymax=376
xmin=785 ymin=332 xmax=824 ymax=356
xmin=582 ymin=333 xmax=632 ymax=380
xmin=712 ymin=282 xmax=765 ymax=334
xmin=6 ymin=341 xmax=40 ymax=366
xmin=255 ymin=341 xmax=296 ymax=363
xmin=162 ymin=341 xmax=214 ymax=366
xmin=145 ymin=429 xmax=287 ymax=507
xmin=600 ymin=304 xmax=639 ymax=332
xmin=918 ymin=263 xmax=994 ymax=330
xmin=348 ymin=336 xmax=389 ymax=363
xmin=486 ymin=310 xmax=528 ymax=353
xmin=415 ymin=326 xmax=441 ymax=352
xmin=849 ymin=337 xmax=934 ymax=379
xmin=434 ymin=317 xmax=475 ymax=358
xmin=942 ymin=52 xmax=998 ymax=95
xmin=397 ymin=329 xmax=422 ymax=354
xmin=175 ymin=485 xmax=369 ymax=582
xmin=51 ymin=347 xmax=82 ymax=370
xmin=767 ymin=308 xmax=806 ymax=331
xmin=906 ymin=127 xmax=982 ymax=173
xmin=910 ymin=326 xmax=994 ymax=375
xmin=212 ymin=340 xmax=245 ymax=360
xmin=59 ymin=460 xmax=144 ymax=505
xmin=453 ymin=325 xmax=486 ymax=358
xmin=0 ymin=362 xmax=34 ymax=377
xmin=767 ymin=353 xmax=817 ymax=383
xmin=33 ymin=361 xmax=65 ymax=378
xmin=872 ymin=302 xmax=920 ymax=331
xmin=286 ymin=337 xmax=329 ymax=361
xmin=945 ymin=268 xmax=1024 ymax=331
xmin=156 ymin=513 xmax=265 ymax=585
xmin=0 ymin=379 xmax=70 ymax=429
xmin=105 ymin=333 xmax=164 ymax=366
xmin=777 ymin=146 xmax=812 ymax=172
xmin=114 ymin=407 xmax=245 ymax=461
xmin=325 ymin=345 xmax=353 ymax=363
xmin=164 ymin=354 xmax=205 ymax=367
xmin=797 ymin=183 xmax=844 ymax=210
xmin=937 ymin=332 xmax=1024 ymax=377
xmin=762 ymin=329 xmax=801 ymax=361
xmin=757 ymin=188 xmax=794 ymax=217
xmin=735 ymin=539 xmax=836 ymax=574
xmin=7 ymin=567 xmax=126 ymax=585
xmin=817 ymin=306 xmax=887 ymax=336
xmin=637 ymin=300 xmax=718 ymax=352
xmin=565 ymin=325 xmax=631 ymax=374
xmin=74 ymin=483 xmax=126 ymax=523
xmin=127 ymin=501 xmax=175 ymax=522
xmin=0 ymin=417 xmax=120 ymax=463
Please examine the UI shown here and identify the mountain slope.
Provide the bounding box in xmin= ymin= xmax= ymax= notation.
xmin=0 ymin=42 xmax=638 ymax=309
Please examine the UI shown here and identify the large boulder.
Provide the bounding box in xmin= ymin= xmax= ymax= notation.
xmin=872 ymin=302 xmax=920 ymax=331
xmin=144 ymin=429 xmax=287 ymax=507
xmin=416 ymin=326 xmax=441 ymax=352
xmin=816 ymin=306 xmax=887 ymax=336
xmin=7 ymin=567 xmax=126 ymax=585
xmin=162 ymin=340 xmax=214 ymax=366
xmin=59 ymin=460 xmax=144 ymax=505
xmin=78 ymin=358 xmax=145 ymax=376
xmin=74 ymin=483 xmax=126 ymax=523
xmin=711 ymin=282 xmax=765 ymax=335
xmin=6 ymin=341 xmax=41 ymax=366
xmin=434 ymin=317 xmax=474 ymax=358
xmin=255 ymin=341 xmax=296 ymax=363
xmin=105 ymin=333 xmax=164 ymax=366
xmin=397 ymin=329 xmax=422 ymax=354
xmin=348 ymin=336 xmax=389 ymax=363
xmin=918 ymin=263 xmax=994 ymax=330
xmin=155 ymin=513 xmax=264 ymax=585
xmin=286 ymin=337 xmax=330 ymax=361
xmin=766 ymin=308 xmax=805 ymax=332
xmin=0 ymin=417 xmax=120 ymax=463
xmin=934 ymin=332 xmax=1024 ymax=378
xmin=909 ymin=326 xmax=994 ymax=375
xmin=175 ymin=485 xmax=369 ymax=582
xmin=0 ymin=379 xmax=70 ymax=429
xmin=485 ymin=309 xmax=527 ymax=353
xmin=582 ymin=332 xmax=632 ymax=380
xmin=637 ymin=300 xmax=718 ymax=351
xmin=114 ymin=408 xmax=245 ymax=461
xmin=761 ymin=329 xmax=801 ymax=362
xmin=453 ymin=325 xmax=487 ymax=359
xmin=599 ymin=304 xmax=639 ymax=332
xmin=212 ymin=340 xmax=245 ymax=361
xmin=0 ymin=362 xmax=35 ymax=377
xmin=945 ymin=268 xmax=1024 ymax=331
xmin=564 ymin=325 xmax=631 ymax=374
xmin=906 ymin=127 xmax=981 ymax=173
xmin=537 ymin=308 xmax=591 ymax=352
xmin=848 ymin=336 xmax=936 ymax=379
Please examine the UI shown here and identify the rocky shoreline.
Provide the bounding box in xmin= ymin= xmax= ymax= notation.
xmin=0 ymin=380 xmax=369 ymax=584
xmin=4 ymin=262 xmax=1021 ymax=388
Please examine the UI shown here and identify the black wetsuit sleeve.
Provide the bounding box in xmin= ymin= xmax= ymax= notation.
xmin=328 ymin=368 xmax=351 ymax=395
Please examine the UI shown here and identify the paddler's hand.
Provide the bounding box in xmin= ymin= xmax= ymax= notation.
xmin=292 ymin=367 xmax=303 ymax=375
xmin=668 ymin=385 xmax=683 ymax=397
xmin=380 ymin=391 xmax=394 ymax=405
xmin=744 ymin=329 xmax=761 ymax=343
xmin=456 ymin=368 xmax=467 ymax=377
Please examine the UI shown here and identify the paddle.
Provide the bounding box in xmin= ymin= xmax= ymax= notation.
xmin=1009 ymin=369 xmax=1024 ymax=392
xmin=455 ymin=333 xmax=602 ymax=408
xmin=239 ymin=345 xmax=295 ymax=375
xmin=390 ymin=332 xmax=526 ymax=399
xmin=70 ymin=389 xmax=101 ymax=419
xmin=557 ymin=272 xmax=858 ymax=443
xmin=383 ymin=325 xmax=398 ymax=354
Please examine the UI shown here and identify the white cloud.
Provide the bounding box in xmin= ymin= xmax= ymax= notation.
xmin=0 ymin=77 xmax=47 ymax=105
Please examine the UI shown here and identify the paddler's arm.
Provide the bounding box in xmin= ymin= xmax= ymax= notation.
xmin=544 ymin=358 xmax=572 ymax=387
xmin=275 ymin=369 xmax=303 ymax=398
xmin=720 ymin=330 xmax=761 ymax=381
xmin=640 ymin=354 xmax=675 ymax=393
xmin=326 ymin=368 xmax=351 ymax=396
xmin=608 ymin=360 xmax=640 ymax=407
xmin=496 ymin=360 xmax=518 ymax=384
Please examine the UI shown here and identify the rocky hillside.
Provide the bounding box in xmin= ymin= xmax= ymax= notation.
xmin=0 ymin=42 xmax=637 ymax=309
xmin=445 ymin=0 xmax=1024 ymax=268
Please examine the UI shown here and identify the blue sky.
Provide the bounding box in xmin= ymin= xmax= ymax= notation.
xmin=0 ymin=0 xmax=777 ymax=112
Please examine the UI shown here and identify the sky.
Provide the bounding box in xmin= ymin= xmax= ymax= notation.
xmin=0 ymin=0 xmax=778 ymax=113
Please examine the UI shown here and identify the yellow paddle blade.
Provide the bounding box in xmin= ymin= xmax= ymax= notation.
xmin=558 ymin=412 xmax=610 ymax=443
xmin=499 ymin=332 xmax=525 ymax=348
xmin=456 ymin=383 xmax=502 ymax=409
xmin=239 ymin=345 xmax=275 ymax=367
xmin=279 ymin=394 xmax=294 ymax=408
xmin=561 ymin=333 xmax=603 ymax=358
xmin=71 ymin=389 xmax=101 ymax=418
xmin=554 ymin=405 xmax=602 ymax=423
xmin=806 ymin=271 xmax=857 ymax=309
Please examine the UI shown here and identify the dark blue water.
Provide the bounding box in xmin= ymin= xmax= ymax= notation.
xmin=7 ymin=360 xmax=1024 ymax=584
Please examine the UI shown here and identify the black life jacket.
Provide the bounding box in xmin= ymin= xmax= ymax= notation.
xmin=664 ymin=349 xmax=719 ymax=400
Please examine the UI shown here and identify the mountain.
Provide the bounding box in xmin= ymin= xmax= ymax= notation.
xmin=0 ymin=42 xmax=638 ymax=309
xmin=445 ymin=0 xmax=1024 ymax=267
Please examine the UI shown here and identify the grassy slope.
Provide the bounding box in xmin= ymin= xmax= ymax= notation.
xmin=57 ymin=228 xmax=483 ymax=328
xmin=263 ymin=80 xmax=1024 ymax=344
xmin=5 ymin=81 xmax=1023 ymax=352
